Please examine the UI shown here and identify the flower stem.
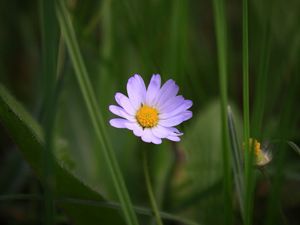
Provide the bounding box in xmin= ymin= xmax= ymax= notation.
xmin=142 ymin=149 xmax=164 ymax=225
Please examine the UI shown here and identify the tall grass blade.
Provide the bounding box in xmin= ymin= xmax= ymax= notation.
xmin=55 ymin=1 xmax=139 ymax=225
xmin=142 ymin=149 xmax=163 ymax=225
xmin=212 ymin=0 xmax=233 ymax=224
xmin=227 ymin=106 xmax=245 ymax=220
xmin=242 ymin=0 xmax=255 ymax=224
xmin=40 ymin=0 xmax=59 ymax=224
xmin=251 ymin=13 xmax=271 ymax=138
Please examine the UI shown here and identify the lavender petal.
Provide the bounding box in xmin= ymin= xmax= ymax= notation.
xmin=146 ymin=74 xmax=161 ymax=106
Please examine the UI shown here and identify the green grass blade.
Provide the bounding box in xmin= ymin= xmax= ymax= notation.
xmin=251 ymin=16 xmax=271 ymax=137
xmin=242 ymin=0 xmax=255 ymax=224
xmin=142 ymin=149 xmax=163 ymax=225
xmin=212 ymin=1 xmax=233 ymax=224
xmin=55 ymin=1 xmax=139 ymax=225
xmin=40 ymin=0 xmax=59 ymax=223
xmin=227 ymin=106 xmax=245 ymax=220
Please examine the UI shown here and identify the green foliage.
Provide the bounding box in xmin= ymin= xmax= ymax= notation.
xmin=0 ymin=0 xmax=300 ymax=224
xmin=0 ymin=85 xmax=125 ymax=225
xmin=180 ymin=101 xmax=233 ymax=224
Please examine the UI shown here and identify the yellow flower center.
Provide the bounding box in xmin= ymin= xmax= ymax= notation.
xmin=244 ymin=138 xmax=272 ymax=167
xmin=249 ymin=138 xmax=261 ymax=157
xmin=136 ymin=105 xmax=159 ymax=128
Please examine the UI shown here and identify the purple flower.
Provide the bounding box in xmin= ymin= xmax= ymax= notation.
xmin=109 ymin=74 xmax=193 ymax=144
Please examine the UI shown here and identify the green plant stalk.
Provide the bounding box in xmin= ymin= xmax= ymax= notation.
xmin=55 ymin=1 xmax=139 ymax=225
xmin=242 ymin=0 xmax=255 ymax=224
xmin=41 ymin=0 xmax=59 ymax=224
xmin=212 ymin=0 xmax=233 ymax=224
xmin=142 ymin=149 xmax=164 ymax=225
xmin=227 ymin=106 xmax=245 ymax=220
xmin=251 ymin=15 xmax=271 ymax=138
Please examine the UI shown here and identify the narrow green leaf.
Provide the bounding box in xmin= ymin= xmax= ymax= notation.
xmin=227 ymin=106 xmax=245 ymax=219
xmin=212 ymin=0 xmax=233 ymax=223
xmin=55 ymin=1 xmax=139 ymax=225
xmin=242 ymin=0 xmax=255 ymax=224
xmin=40 ymin=0 xmax=59 ymax=223
xmin=0 ymin=85 xmax=125 ymax=225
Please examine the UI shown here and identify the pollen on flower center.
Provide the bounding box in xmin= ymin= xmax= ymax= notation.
xmin=136 ymin=105 xmax=159 ymax=128
xmin=249 ymin=138 xmax=261 ymax=157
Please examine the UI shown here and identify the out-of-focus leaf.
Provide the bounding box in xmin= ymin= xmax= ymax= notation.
xmin=0 ymin=85 xmax=125 ymax=225
xmin=179 ymin=101 xmax=224 ymax=223
xmin=178 ymin=101 xmax=242 ymax=224
xmin=182 ymin=101 xmax=223 ymax=190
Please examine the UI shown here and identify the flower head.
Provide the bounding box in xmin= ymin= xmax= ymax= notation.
xmin=247 ymin=138 xmax=272 ymax=167
xmin=109 ymin=74 xmax=193 ymax=144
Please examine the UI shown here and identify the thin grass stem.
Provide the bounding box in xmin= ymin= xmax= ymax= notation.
xmin=242 ymin=0 xmax=255 ymax=224
xmin=212 ymin=0 xmax=233 ymax=224
xmin=227 ymin=106 xmax=245 ymax=220
xmin=40 ymin=0 xmax=59 ymax=224
xmin=55 ymin=1 xmax=139 ymax=225
xmin=143 ymin=149 xmax=164 ymax=225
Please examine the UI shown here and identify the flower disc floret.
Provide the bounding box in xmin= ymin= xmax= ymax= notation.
xmin=245 ymin=138 xmax=272 ymax=167
xmin=109 ymin=74 xmax=193 ymax=144
xmin=136 ymin=105 xmax=159 ymax=128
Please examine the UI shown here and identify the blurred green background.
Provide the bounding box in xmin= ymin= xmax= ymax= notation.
xmin=0 ymin=0 xmax=300 ymax=224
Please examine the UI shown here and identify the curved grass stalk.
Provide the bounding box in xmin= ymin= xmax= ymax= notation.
xmin=55 ymin=1 xmax=139 ymax=225
xmin=227 ymin=106 xmax=245 ymax=220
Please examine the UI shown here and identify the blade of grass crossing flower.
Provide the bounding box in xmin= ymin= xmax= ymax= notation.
xmin=242 ymin=0 xmax=255 ymax=224
xmin=41 ymin=0 xmax=59 ymax=224
xmin=55 ymin=1 xmax=139 ymax=225
xmin=212 ymin=0 xmax=233 ymax=224
xmin=227 ymin=106 xmax=245 ymax=221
